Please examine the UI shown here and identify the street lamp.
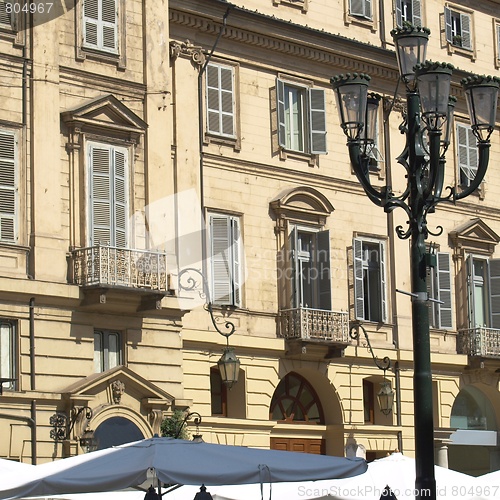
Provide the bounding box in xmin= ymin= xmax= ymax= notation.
xmin=332 ymin=25 xmax=499 ymax=500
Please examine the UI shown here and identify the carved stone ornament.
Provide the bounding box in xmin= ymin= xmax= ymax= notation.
xmin=170 ymin=40 xmax=206 ymax=67
xmin=111 ymin=380 xmax=125 ymax=404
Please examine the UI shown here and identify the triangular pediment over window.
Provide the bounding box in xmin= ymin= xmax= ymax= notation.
xmin=61 ymin=95 xmax=147 ymax=143
xmin=450 ymin=218 xmax=500 ymax=255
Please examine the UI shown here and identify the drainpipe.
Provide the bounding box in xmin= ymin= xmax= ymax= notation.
xmin=29 ymin=297 xmax=35 ymax=390
xmin=395 ymin=361 xmax=403 ymax=452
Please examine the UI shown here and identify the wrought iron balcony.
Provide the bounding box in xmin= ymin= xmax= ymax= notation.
xmin=279 ymin=307 xmax=350 ymax=343
xmin=71 ymin=245 xmax=168 ymax=292
xmin=457 ymin=327 xmax=500 ymax=358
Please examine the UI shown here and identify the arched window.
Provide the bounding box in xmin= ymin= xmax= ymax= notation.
xmin=451 ymin=386 xmax=496 ymax=431
xmin=270 ymin=372 xmax=324 ymax=424
xmin=94 ymin=417 xmax=145 ymax=450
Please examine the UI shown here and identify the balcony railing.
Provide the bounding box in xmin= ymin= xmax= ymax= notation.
xmin=279 ymin=307 xmax=350 ymax=343
xmin=71 ymin=245 xmax=168 ymax=292
xmin=457 ymin=327 xmax=500 ymax=358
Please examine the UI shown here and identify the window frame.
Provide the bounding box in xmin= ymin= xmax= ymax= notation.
xmin=395 ymin=0 xmax=422 ymax=28
xmin=210 ymin=367 xmax=227 ymax=416
xmin=276 ymin=76 xmax=327 ymax=158
xmin=444 ymin=5 xmax=473 ymax=53
xmin=76 ymin=0 xmax=126 ymax=68
xmin=94 ymin=329 xmax=122 ymax=373
xmin=87 ymin=140 xmax=130 ymax=248
xmin=363 ymin=379 xmax=375 ymax=424
xmin=494 ymin=20 xmax=500 ymax=69
xmin=0 ymin=319 xmax=16 ymax=392
xmin=353 ymin=237 xmax=388 ymax=323
xmin=208 ymin=212 xmax=242 ymax=308
xmin=272 ymin=0 xmax=308 ymax=13
xmin=0 ymin=128 xmax=18 ymax=244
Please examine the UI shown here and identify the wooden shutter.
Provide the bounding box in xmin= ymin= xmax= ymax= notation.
xmin=0 ymin=0 xmax=11 ymax=27
xmin=353 ymin=238 xmax=365 ymax=320
xmin=276 ymin=78 xmax=286 ymax=148
xmin=457 ymin=123 xmax=478 ymax=187
xmin=309 ymin=88 xmax=327 ymax=155
xmin=378 ymin=241 xmax=387 ymax=323
xmin=210 ymin=214 xmax=241 ymax=306
xmin=489 ymin=259 xmax=500 ymax=329
xmin=460 ymin=13 xmax=472 ymax=50
xmin=317 ymin=230 xmax=331 ymax=310
xmin=395 ymin=0 xmax=403 ymax=28
xmin=444 ymin=7 xmax=453 ymax=43
xmin=436 ymin=252 xmax=452 ymax=329
xmin=412 ymin=0 xmax=422 ymax=27
xmin=89 ymin=143 xmax=128 ymax=247
xmin=206 ymin=64 xmax=235 ymax=137
xmin=0 ymin=131 xmax=17 ymax=243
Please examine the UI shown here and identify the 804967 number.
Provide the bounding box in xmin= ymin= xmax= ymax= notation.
xmin=5 ymin=2 xmax=53 ymax=13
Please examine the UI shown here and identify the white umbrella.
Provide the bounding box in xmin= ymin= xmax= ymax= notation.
xmin=0 ymin=459 xmax=34 ymax=474
xmin=0 ymin=437 xmax=367 ymax=500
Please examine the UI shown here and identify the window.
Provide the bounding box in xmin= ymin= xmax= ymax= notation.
xmin=209 ymin=213 xmax=242 ymax=307
xmin=270 ymin=372 xmax=324 ymax=423
xmin=276 ymin=79 xmax=327 ymax=155
xmin=363 ymin=379 xmax=374 ymax=423
xmin=210 ymin=368 xmax=227 ymax=416
xmin=0 ymin=0 xmax=13 ymax=29
xmin=206 ymin=63 xmax=235 ymax=139
xmin=349 ymin=0 xmax=372 ymax=20
xmin=457 ymin=123 xmax=478 ymax=188
xmin=445 ymin=7 xmax=472 ymax=50
xmin=427 ymin=252 xmax=452 ymax=329
xmin=0 ymin=320 xmax=15 ymax=392
xmin=88 ymin=142 xmax=129 ymax=248
xmin=94 ymin=329 xmax=121 ymax=372
xmin=83 ymin=0 xmax=118 ymax=54
xmin=395 ymin=0 xmax=422 ymax=28
xmin=290 ymin=227 xmax=331 ymax=310
xmin=0 ymin=130 xmax=18 ymax=244
xmin=496 ymin=22 xmax=500 ymax=65
xmin=353 ymin=238 xmax=387 ymax=323
xmin=466 ymin=257 xmax=500 ymax=329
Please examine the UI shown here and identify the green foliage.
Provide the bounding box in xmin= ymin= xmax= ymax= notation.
xmin=160 ymin=409 xmax=190 ymax=440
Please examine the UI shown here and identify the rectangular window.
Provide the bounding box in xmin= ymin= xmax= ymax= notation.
xmin=445 ymin=7 xmax=472 ymax=50
xmin=427 ymin=252 xmax=453 ymax=329
xmin=83 ymin=0 xmax=118 ymax=54
xmin=395 ymin=0 xmax=422 ymax=28
xmin=363 ymin=379 xmax=375 ymax=424
xmin=349 ymin=0 xmax=372 ymax=20
xmin=457 ymin=123 xmax=478 ymax=188
xmin=94 ymin=329 xmax=121 ymax=372
xmin=88 ymin=142 xmax=128 ymax=248
xmin=0 ymin=130 xmax=18 ymax=244
xmin=496 ymin=23 xmax=500 ymax=64
xmin=210 ymin=367 xmax=227 ymax=416
xmin=277 ymin=79 xmax=327 ymax=155
xmin=0 ymin=320 xmax=16 ymax=392
xmin=353 ymin=238 xmax=387 ymax=323
xmin=206 ymin=63 xmax=235 ymax=138
xmin=0 ymin=0 xmax=12 ymax=28
xmin=290 ymin=227 xmax=331 ymax=310
xmin=209 ymin=213 xmax=242 ymax=307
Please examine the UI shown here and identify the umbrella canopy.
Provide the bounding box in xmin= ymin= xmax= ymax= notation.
xmin=0 ymin=437 xmax=366 ymax=500
xmin=0 ymin=459 xmax=34 ymax=474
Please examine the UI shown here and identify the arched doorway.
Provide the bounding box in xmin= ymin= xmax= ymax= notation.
xmin=94 ymin=416 xmax=145 ymax=450
xmin=269 ymin=372 xmax=325 ymax=454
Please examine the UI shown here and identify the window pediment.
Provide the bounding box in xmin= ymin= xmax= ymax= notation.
xmin=61 ymin=95 xmax=147 ymax=143
xmin=450 ymin=218 xmax=500 ymax=255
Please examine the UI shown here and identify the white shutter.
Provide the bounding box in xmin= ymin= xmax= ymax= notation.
xmin=489 ymin=259 xmax=500 ymax=329
xmin=466 ymin=255 xmax=475 ymax=328
xmin=0 ymin=131 xmax=17 ymax=243
xmin=379 ymin=241 xmax=387 ymax=323
xmin=364 ymin=0 xmax=372 ymax=19
xmin=83 ymin=0 xmax=118 ymax=53
xmin=412 ymin=0 xmax=422 ymax=27
xmin=460 ymin=13 xmax=472 ymax=50
xmin=497 ymin=25 xmax=500 ymax=62
xmin=436 ymin=252 xmax=452 ymax=329
xmin=206 ymin=64 xmax=235 ymax=137
xmin=350 ymin=0 xmax=371 ymax=18
xmin=444 ymin=7 xmax=453 ymax=43
xmin=89 ymin=143 xmax=128 ymax=247
xmin=231 ymin=217 xmax=242 ymax=307
xmin=290 ymin=226 xmax=299 ymax=308
xmin=395 ymin=0 xmax=403 ymax=28
xmin=353 ymin=238 xmax=365 ymax=320
xmin=276 ymin=78 xmax=286 ymax=148
xmin=457 ymin=123 xmax=477 ymax=187
xmin=308 ymin=88 xmax=327 ymax=154
xmin=0 ymin=0 xmax=12 ymax=27
xmin=210 ymin=215 xmax=233 ymax=305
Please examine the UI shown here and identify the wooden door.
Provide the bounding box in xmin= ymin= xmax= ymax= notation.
xmin=270 ymin=437 xmax=325 ymax=455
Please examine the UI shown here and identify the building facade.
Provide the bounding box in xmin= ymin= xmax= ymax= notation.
xmin=1 ymin=0 xmax=500 ymax=476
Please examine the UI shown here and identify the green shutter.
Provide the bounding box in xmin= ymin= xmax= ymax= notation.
xmin=0 ymin=131 xmax=17 ymax=243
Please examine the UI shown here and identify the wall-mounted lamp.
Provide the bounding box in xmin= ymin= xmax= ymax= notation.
xmin=178 ymin=268 xmax=240 ymax=388
xmin=49 ymin=406 xmax=97 ymax=452
xmin=175 ymin=411 xmax=204 ymax=442
xmin=350 ymin=323 xmax=395 ymax=415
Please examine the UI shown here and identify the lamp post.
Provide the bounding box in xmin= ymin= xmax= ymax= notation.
xmin=332 ymin=25 xmax=499 ymax=500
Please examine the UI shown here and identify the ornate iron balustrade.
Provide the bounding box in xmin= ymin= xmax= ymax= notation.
xmin=457 ymin=327 xmax=500 ymax=358
xmin=279 ymin=307 xmax=350 ymax=343
xmin=71 ymin=245 xmax=167 ymax=291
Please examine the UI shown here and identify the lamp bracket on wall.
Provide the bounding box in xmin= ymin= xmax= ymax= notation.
xmin=50 ymin=406 xmax=93 ymax=441
xmin=349 ymin=322 xmax=391 ymax=373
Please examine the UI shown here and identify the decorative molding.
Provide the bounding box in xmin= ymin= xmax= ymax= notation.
xmin=149 ymin=409 xmax=165 ymax=435
xmin=170 ymin=40 xmax=206 ymax=67
xmin=111 ymin=380 xmax=125 ymax=404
